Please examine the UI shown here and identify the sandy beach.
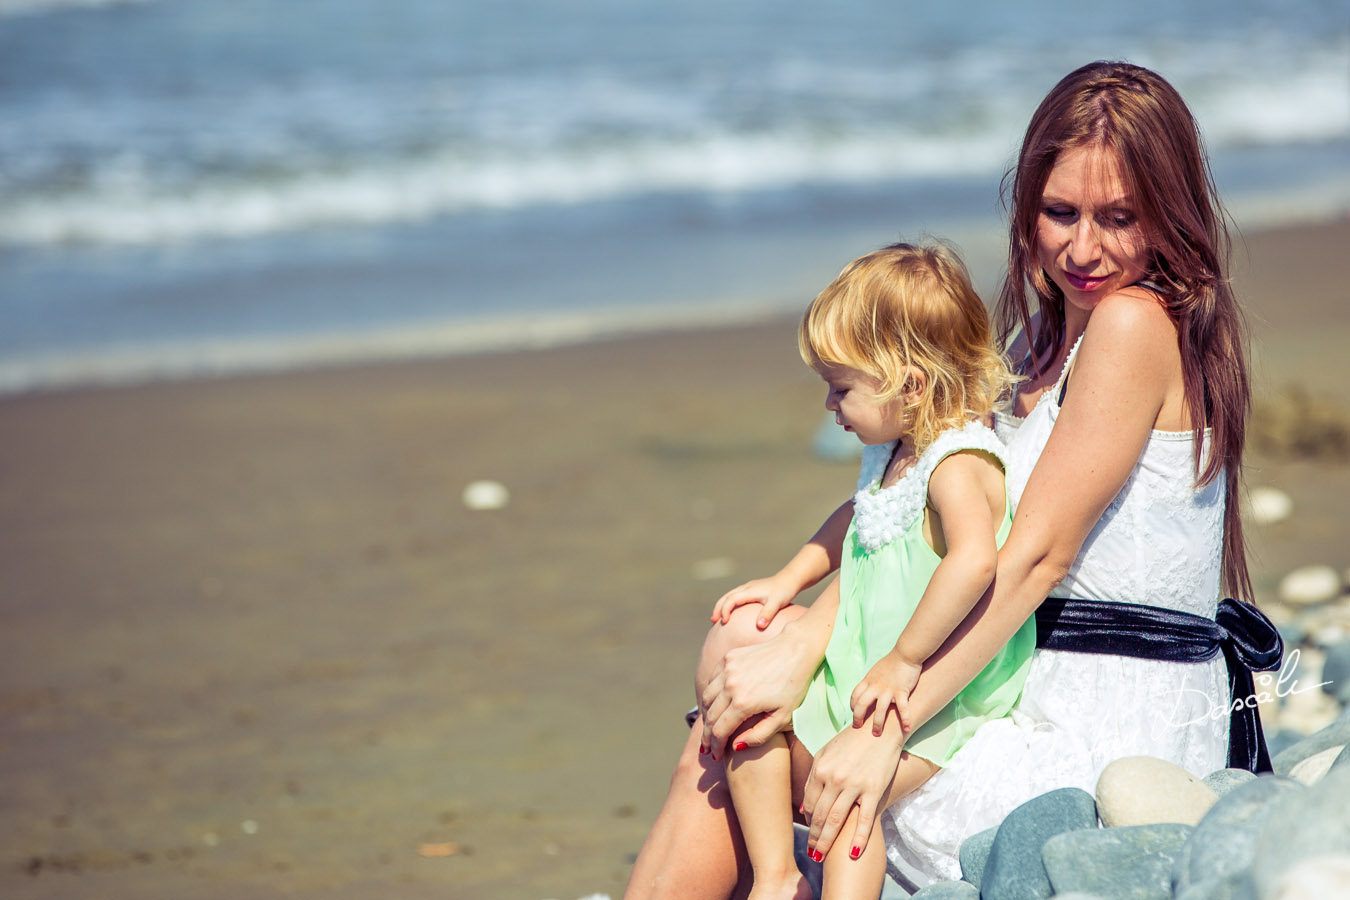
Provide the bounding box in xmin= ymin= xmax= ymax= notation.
xmin=1 ymin=218 xmax=1348 ymax=900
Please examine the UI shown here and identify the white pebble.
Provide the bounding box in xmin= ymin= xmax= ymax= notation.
xmin=1270 ymin=854 xmax=1350 ymax=900
xmin=462 ymin=480 xmax=510 ymax=511
xmin=1279 ymin=565 xmax=1343 ymax=606
xmin=241 ymin=819 xmax=258 ymax=835
xmin=692 ymin=557 xmax=735 ymax=581
xmin=202 ymin=832 xmax=220 ymax=847
xmin=1095 ymin=756 xmax=1218 ymax=827
xmin=1315 ymin=624 xmax=1350 ymax=647
xmin=1289 ymin=745 xmax=1345 ymax=786
xmin=1249 ymin=486 xmax=1293 ymax=525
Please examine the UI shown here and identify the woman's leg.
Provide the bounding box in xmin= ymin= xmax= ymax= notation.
xmin=623 ymin=716 xmax=748 ymax=900
xmin=624 ymin=604 xmax=807 ymax=900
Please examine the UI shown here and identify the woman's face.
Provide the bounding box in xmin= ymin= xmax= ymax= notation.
xmin=1036 ymin=144 xmax=1151 ymax=319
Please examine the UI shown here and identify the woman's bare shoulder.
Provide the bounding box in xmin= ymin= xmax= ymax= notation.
xmin=1075 ymin=287 xmax=1182 ymax=407
xmin=1086 ymin=287 xmax=1177 ymax=347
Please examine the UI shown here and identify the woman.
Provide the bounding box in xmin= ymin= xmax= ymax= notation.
xmin=625 ymin=61 xmax=1281 ymax=897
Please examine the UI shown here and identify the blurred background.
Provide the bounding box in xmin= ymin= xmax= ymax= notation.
xmin=2 ymin=0 xmax=1347 ymax=391
xmin=2 ymin=2 xmax=1348 ymax=900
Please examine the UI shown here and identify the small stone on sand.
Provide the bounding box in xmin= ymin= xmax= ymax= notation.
xmin=1278 ymin=565 xmax=1342 ymax=607
xmin=1248 ymin=486 xmax=1293 ymax=525
xmin=461 ymin=480 xmax=509 ymax=511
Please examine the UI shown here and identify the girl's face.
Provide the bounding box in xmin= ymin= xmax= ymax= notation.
xmin=818 ymin=364 xmax=906 ymax=445
xmin=1036 ymin=144 xmax=1151 ymax=321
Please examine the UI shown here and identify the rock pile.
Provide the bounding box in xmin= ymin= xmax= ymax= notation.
xmin=908 ymin=744 xmax=1350 ymax=899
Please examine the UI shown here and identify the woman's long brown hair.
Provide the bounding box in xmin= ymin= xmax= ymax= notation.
xmin=997 ymin=60 xmax=1252 ymax=601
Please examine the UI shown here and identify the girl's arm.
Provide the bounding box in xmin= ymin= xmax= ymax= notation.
xmin=711 ymin=499 xmax=853 ymax=630
xmin=701 ymin=572 xmax=842 ymax=760
xmin=803 ymin=291 xmax=1181 ymax=858
xmin=848 ymin=450 xmax=1002 ymax=734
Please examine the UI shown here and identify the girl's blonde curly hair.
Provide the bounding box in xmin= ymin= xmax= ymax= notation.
xmin=799 ymin=241 xmax=1015 ymax=454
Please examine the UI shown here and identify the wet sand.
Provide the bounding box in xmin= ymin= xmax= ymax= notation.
xmin=1 ymin=218 xmax=1347 ymax=899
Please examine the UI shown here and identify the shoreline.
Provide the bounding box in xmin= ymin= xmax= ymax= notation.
xmin=3 ymin=210 xmax=1347 ymax=399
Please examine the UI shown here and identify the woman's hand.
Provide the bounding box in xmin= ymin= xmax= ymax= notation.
xmin=710 ymin=574 xmax=797 ymax=630
xmin=850 ymin=650 xmax=923 ymax=735
xmin=700 ymin=625 xmax=818 ymax=760
xmin=801 ymin=722 xmax=907 ymax=860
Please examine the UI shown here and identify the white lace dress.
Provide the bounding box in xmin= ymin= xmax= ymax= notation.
xmin=880 ymin=339 xmax=1231 ymax=890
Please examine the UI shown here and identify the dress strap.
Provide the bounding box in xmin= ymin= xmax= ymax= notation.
xmin=915 ymin=420 xmax=1008 ymax=479
xmin=1034 ymin=597 xmax=1284 ymax=773
xmin=851 ymin=422 xmax=1007 ymax=552
xmin=1053 ymin=334 xmax=1085 ymax=407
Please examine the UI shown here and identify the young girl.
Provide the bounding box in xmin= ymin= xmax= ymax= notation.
xmin=713 ymin=243 xmax=1036 ymax=900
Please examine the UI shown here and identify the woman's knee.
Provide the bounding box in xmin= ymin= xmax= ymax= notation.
xmin=695 ymin=603 xmax=805 ymax=695
xmin=707 ymin=601 xmax=804 ymax=655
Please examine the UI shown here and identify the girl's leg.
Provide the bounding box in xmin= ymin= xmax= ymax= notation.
xmin=819 ymin=804 xmax=887 ymax=900
xmin=725 ymin=733 xmax=812 ymax=900
xmin=805 ymin=749 xmax=940 ymax=900
xmin=625 ymin=604 xmax=807 ymax=900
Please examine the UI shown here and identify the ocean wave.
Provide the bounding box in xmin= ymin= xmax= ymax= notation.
xmin=0 ymin=128 xmax=1016 ymax=247
xmin=1 ymin=26 xmax=1344 ymax=248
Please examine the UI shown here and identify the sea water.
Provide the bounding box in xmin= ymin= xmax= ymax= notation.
xmin=1 ymin=0 xmax=1347 ymax=391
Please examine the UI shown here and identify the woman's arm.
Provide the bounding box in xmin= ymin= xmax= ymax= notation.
xmin=908 ymin=292 xmax=1178 ymax=722
xmin=804 ymin=291 xmax=1182 ymax=856
xmin=701 ymin=573 xmax=841 ymax=759
xmin=711 ymin=500 xmax=853 ymax=629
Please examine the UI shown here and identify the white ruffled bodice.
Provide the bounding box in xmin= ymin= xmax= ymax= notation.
xmin=852 ymin=422 xmax=1008 ymax=552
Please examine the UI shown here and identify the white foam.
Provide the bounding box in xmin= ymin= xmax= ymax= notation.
xmin=0 ymin=128 xmax=1018 ymax=248
xmin=1192 ymin=50 xmax=1350 ymax=146
xmin=1 ymin=26 xmax=1344 ymax=249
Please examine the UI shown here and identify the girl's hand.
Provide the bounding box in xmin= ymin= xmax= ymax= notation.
xmin=801 ymin=722 xmax=906 ymax=861
xmin=700 ymin=627 xmax=816 ymax=760
xmin=850 ymin=650 xmax=923 ymax=736
xmin=710 ymin=575 xmax=796 ymax=629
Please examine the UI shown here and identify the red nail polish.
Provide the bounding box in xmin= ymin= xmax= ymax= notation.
xmin=698 ymin=744 xmax=707 ymax=755
xmin=851 ymin=846 xmax=861 ymax=859
xmin=733 ymin=741 xmax=748 ymax=752
xmin=810 ymin=848 xmax=823 ymax=862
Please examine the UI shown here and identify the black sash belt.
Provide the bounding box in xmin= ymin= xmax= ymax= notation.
xmin=1034 ymin=597 xmax=1283 ymax=773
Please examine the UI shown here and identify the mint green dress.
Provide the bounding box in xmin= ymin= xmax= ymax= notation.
xmin=791 ymin=421 xmax=1036 ymax=765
